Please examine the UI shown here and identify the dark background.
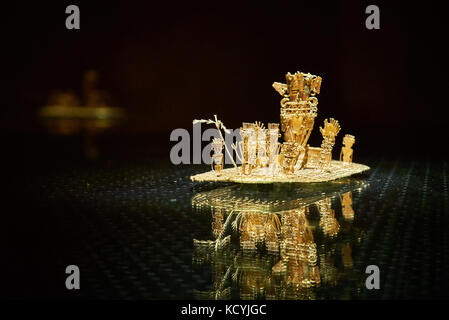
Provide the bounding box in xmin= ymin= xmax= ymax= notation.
xmin=2 ymin=0 xmax=448 ymax=160
xmin=1 ymin=0 xmax=449 ymax=299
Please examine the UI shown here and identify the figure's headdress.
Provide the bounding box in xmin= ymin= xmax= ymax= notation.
xmin=320 ymin=118 xmax=341 ymax=138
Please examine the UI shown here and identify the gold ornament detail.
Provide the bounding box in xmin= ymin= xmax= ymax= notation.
xmin=191 ymin=71 xmax=369 ymax=183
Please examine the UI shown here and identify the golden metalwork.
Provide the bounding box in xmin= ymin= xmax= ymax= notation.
xmin=275 ymin=72 xmax=320 ymax=147
xmin=319 ymin=118 xmax=341 ymax=170
xmin=190 ymin=161 xmax=369 ymax=183
xmin=193 ymin=115 xmax=237 ymax=168
xmin=211 ymin=138 xmax=224 ymax=172
xmin=340 ymin=134 xmax=355 ymax=163
xmin=191 ymin=180 xmax=368 ymax=299
xmin=191 ymin=70 xmax=369 ymax=183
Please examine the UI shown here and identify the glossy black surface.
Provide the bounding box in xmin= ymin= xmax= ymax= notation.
xmin=3 ymin=155 xmax=448 ymax=299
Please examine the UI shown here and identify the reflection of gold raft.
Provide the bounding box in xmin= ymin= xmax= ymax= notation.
xmin=192 ymin=180 xmax=368 ymax=299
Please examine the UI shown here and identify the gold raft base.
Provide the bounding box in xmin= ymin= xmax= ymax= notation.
xmin=190 ymin=160 xmax=370 ymax=183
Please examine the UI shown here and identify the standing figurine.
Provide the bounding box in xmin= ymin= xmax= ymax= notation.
xmin=237 ymin=123 xmax=252 ymax=174
xmin=279 ymin=142 xmax=302 ymax=174
xmin=247 ymin=124 xmax=258 ymax=174
xmin=255 ymin=122 xmax=269 ymax=168
xmin=319 ymin=118 xmax=341 ymax=170
xmin=267 ymin=123 xmax=281 ymax=172
xmin=211 ymin=138 xmax=224 ymax=172
xmin=340 ymin=134 xmax=355 ymax=163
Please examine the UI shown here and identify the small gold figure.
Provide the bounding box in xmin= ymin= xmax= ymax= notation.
xmin=340 ymin=134 xmax=355 ymax=163
xmin=319 ymin=118 xmax=341 ymax=170
xmin=236 ymin=122 xmax=270 ymax=174
xmin=247 ymin=124 xmax=258 ymax=174
xmin=254 ymin=122 xmax=269 ymax=168
xmin=279 ymin=142 xmax=302 ymax=174
xmin=238 ymin=122 xmax=253 ymax=174
xmin=266 ymin=123 xmax=280 ymax=168
xmin=211 ymin=138 xmax=224 ymax=172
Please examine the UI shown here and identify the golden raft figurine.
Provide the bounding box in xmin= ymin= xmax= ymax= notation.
xmin=190 ymin=71 xmax=370 ymax=183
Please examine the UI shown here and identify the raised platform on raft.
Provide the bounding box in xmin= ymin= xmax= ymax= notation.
xmin=190 ymin=160 xmax=370 ymax=183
